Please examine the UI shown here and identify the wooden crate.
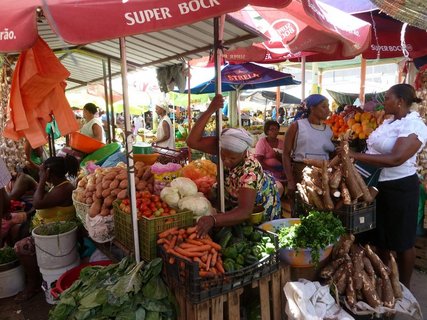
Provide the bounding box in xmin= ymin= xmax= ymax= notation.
xmin=173 ymin=265 xmax=290 ymax=320
xmin=415 ymin=236 xmax=427 ymax=271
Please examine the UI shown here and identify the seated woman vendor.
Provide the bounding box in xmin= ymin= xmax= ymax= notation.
xmin=13 ymin=155 xmax=79 ymax=301
xmin=254 ymin=120 xmax=284 ymax=179
xmin=187 ymin=94 xmax=281 ymax=237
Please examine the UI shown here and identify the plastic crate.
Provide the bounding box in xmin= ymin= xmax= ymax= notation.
xmin=159 ymin=229 xmax=280 ymax=303
xmin=113 ymin=201 xmax=193 ymax=261
xmin=152 ymin=146 xmax=188 ymax=165
xmin=334 ymin=201 xmax=376 ymax=234
xmin=295 ymin=195 xmax=376 ymax=234
xmin=72 ymin=191 xmax=89 ymax=229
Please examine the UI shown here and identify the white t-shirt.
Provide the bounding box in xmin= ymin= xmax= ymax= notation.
xmin=80 ymin=118 xmax=106 ymax=143
xmin=156 ymin=115 xmax=175 ymax=149
xmin=366 ymin=111 xmax=427 ymax=181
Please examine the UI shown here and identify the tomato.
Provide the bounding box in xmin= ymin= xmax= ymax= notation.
xmin=161 ymin=202 xmax=168 ymax=209
xmin=150 ymin=203 xmax=157 ymax=211
xmin=143 ymin=209 xmax=152 ymax=217
xmin=169 ymin=209 xmax=176 ymax=215
xmin=151 ymin=195 xmax=160 ymax=202
xmin=155 ymin=202 xmax=162 ymax=209
xmin=163 ymin=208 xmax=169 ymax=214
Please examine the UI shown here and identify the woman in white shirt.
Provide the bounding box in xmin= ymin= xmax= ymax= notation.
xmin=80 ymin=103 xmax=106 ymax=143
xmin=154 ymin=103 xmax=175 ymax=149
xmin=346 ymin=84 xmax=427 ymax=289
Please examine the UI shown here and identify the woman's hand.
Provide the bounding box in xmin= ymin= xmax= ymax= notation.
xmin=38 ymin=164 xmax=49 ymax=183
xmin=196 ymin=215 xmax=216 ymax=238
xmin=207 ymin=94 xmax=224 ymax=114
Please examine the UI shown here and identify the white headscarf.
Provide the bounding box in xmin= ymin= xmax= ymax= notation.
xmin=156 ymin=102 xmax=169 ymax=113
xmin=220 ymin=128 xmax=254 ymax=153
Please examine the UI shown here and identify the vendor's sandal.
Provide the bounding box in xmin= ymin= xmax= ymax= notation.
xmin=14 ymin=287 xmax=41 ymax=302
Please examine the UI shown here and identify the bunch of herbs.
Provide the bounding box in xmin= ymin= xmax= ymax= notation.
xmin=278 ymin=211 xmax=345 ymax=265
xmin=49 ymin=257 xmax=176 ymax=320
xmin=0 ymin=247 xmax=17 ymax=265
xmin=34 ymin=221 xmax=77 ymax=236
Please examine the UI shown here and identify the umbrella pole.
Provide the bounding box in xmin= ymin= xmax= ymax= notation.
xmin=214 ymin=16 xmax=225 ymax=213
xmin=187 ymin=62 xmax=192 ymax=162
xmin=108 ymin=58 xmax=116 ymax=142
xmin=359 ymin=56 xmax=367 ymax=104
xmin=237 ymin=89 xmax=242 ymax=128
xmin=301 ymin=56 xmax=306 ymax=100
xmin=119 ymin=37 xmax=140 ymax=262
xmin=102 ymin=60 xmax=111 ymax=144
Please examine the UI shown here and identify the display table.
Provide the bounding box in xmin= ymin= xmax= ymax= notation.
xmin=173 ymin=264 xmax=290 ymax=320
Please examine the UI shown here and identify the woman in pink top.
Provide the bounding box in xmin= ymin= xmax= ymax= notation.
xmin=255 ymin=120 xmax=284 ymax=179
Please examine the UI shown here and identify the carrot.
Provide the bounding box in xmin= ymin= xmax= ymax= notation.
xmin=157 ymin=238 xmax=170 ymax=245
xmin=201 ymin=254 xmax=208 ymax=263
xmin=167 ymin=248 xmax=191 ymax=262
xmin=180 ymin=243 xmax=196 ymax=249
xmin=159 ymin=227 xmax=178 ymax=239
xmin=188 ymin=233 xmax=197 ymax=240
xmin=199 ymin=271 xmax=215 ymax=277
xmin=201 ymin=239 xmax=221 ymax=251
xmin=205 ymin=254 xmax=212 ymax=271
xmin=186 ymin=245 xmax=212 ymax=252
xmin=168 ymin=256 xmax=175 ymax=264
xmin=187 ymin=239 xmax=204 ymax=246
xmin=174 ymin=246 xmax=206 ymax=258
xmin=187 ymin=226 xmax=197 ymax=234
xmin=215 ymin=261 xmax=225 ymax=274
xmin=211 ymin=249 xmax=218 ymax=267
xmin=193 ymin=257 xmax=207 ymax=269
xmin=169 ymin=235 xmax=177 ymax=248
xmin=178 ymin=228 xmax=186 ymax=235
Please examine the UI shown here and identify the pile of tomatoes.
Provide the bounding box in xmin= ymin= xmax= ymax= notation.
xmin=119 ymin=191 xmax=176 ymax=219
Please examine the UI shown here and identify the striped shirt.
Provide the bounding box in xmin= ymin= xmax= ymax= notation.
xmin=0 ymin=158 xmax=11 ymax=189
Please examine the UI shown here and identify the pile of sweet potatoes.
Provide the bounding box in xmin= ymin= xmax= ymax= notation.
xmin=320 ymin=234 xmax=402 ymax=309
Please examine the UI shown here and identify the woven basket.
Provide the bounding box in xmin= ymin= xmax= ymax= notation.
xmin=72 ymin=191 xmax=89 ymax=229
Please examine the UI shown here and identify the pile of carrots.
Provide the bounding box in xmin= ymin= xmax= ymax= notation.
xmin=157 ymin=226 xmax=225 ymax=277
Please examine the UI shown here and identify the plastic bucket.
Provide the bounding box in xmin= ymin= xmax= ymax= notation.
xmin=39 ymin=258 xmax=80 ymax=287
xmin=0 ymin=263 xmax=25 ymax=298
xmin=32 ymin=224 xmax=79 ymax=270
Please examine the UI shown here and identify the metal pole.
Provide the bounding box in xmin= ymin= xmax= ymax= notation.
xmin=359 ymin=56 xmax=367 ymax=104
xmin=214 ymin=16 xmax=225 ymax=213
xmin=119 ymin=37 xmax=140 ymax=262
xmin=301 ymin=56 xmax=306 ymax=100
xmin=108 ymin=58 xmax=116 ymax=141
xmin=102 ymin=60 xmax=111 ymax=143
xmin=187 ymin=61 xmax=192 ymax=162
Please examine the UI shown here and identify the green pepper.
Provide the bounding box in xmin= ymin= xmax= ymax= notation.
xmin=250 ymin=232 xmax=262 ymax=242
xmin=235 ymin=263 xmax=243 ymax=270
xmin=223 ymin=259 xmax=235 ymax=272
xmin=223 ymin=247 xmax=238 ymax=259
xmin=219 ymin=230 xmax=233 ymax=249
xmin=236 ymin=254 xmax=245 ymax=266
xmin=242 ymin=225 xmax=254 ymax=237
xmin=265 ymin=242 xmax=276 ymax=254
xmin=244 ymin=255 xmax=259 ymax=266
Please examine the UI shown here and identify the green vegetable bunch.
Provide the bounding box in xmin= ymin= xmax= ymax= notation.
xmin=278 ymin=211 xmax=345 ymax=266
xmin=49 ymin=257 xmax=176 ymax=320
xmin=33 ymin=221 xmax=77 ymax=236
xmin=0 ymin=247 xmax=17 ymax=265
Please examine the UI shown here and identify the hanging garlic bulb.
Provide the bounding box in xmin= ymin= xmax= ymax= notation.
xmin=0 ymin=56 xmax=26 ymax=175
xmin=416 ymin=74 xmax=427 ymax=180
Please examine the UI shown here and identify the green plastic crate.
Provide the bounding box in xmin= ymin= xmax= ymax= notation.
xmin=113 ymin=201 xmax=193 ymax=261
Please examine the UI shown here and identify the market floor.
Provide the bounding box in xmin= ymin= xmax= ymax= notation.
xmin=1 ymin=269 xmax=426 ymax=319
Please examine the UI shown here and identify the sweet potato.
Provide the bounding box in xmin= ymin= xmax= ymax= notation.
xmin=376 ymin=278 xmax=383 ymax=302
xmin=361 ymin=270 xmax=381 ymax=308
xmin=364 ymin=245 xmax=389 ymax=279
xmin=103 ymin=195 xmax=115 ymax=208
xmin=329 ymin=168 xmax=342 ymax=189
xmin=103 ymin=172 xmax=117 ymax=181
xmin=322 ymin=160 xmax=334 ymax=210
xmin=389 ymin=254 xmax=402 ymax=299
xmin=351 ymin=245 xmax=365 ymax=291
xmin=101 ymin=188 xmax=112 ymax=199
xmin=119 ymin=179 xmax=128 ymax=189
xmin=109 ymin=179 xmax=120 ymax=190
xmin=363 ymin=256 xmax=375 ymax=276
xmin=382 ymin=276 xmax=395 ymax=308
xmin=320 ymin=256 xmax=346 ymax=279
xmin=89 ymin=199 xmax=102 ymax=217
xmin=346 ymin=273 xmax=357 ymax=307
xmin=117 ymin=189 xmax=128 ymax=200
xmin=102 ymin=179 xmax=112 ymax=190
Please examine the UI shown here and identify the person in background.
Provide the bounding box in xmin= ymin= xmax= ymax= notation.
xmin=341 ymin=84 xmax=427 ymax=289
xmin=80 ymin=103 xmax=106 ymax=143
xmin=277 ymin=107 xmax=285 ymax=125
xmin=14 ymin=155 xmax=79 ymax=300
xmin=271 ymin=105 xmax=277 ymax=121
xmin=187 ymin=94 xmax=281 ymax=237
xmin=154 ymin=103 xmax=175 ymax=149
xmin=133 ymin=112 xmax=146 ymax=135
xmin=0 ymin=158 xmax=12 ymax=242
xmin=282 ymin=94 xmax=335 ymax=214
xmin=255 ymin=120 xmax=284 ymax=180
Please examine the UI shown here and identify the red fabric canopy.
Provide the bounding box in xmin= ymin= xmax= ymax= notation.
xmin=0 ymin=0 xmax=291 ymax=53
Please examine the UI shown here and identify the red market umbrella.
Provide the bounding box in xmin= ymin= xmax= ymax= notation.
xmin=0 ymin=0 xmax=291 ymax=53
xmin=222 ymin=0 xmax=371 ymax=64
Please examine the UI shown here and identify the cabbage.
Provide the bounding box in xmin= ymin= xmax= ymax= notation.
xmin=170 ymin=177 xmax=198 ymax=197
xmin=178 ymin=194 xmax=212 ymax=217
xmin=160 ymin=187 xmax=180 ymax=208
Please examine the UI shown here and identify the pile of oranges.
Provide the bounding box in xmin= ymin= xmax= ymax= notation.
xmin=325 ymin=111 xmax=379 ymax=140
xmin=324 ymin=114 xmax=349 ymax=139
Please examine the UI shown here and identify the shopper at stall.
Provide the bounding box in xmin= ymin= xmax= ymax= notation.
xmin=187 ymin=94 xmax=281 ymax=237
xmin=341 ymin=84 xmax=427 ymax=289
xmin=80 ymin=102 xmax=106 ymax=143
xmin=154 ymin=103 xmax=175 ymax=149
xmin=254 ymin=120 xmax=284 ymax=179
xmin=282 ymin=94 xmax=335 ymax=213
xmin=0 ymin=158 xmax=12 ymax=240
xmin=14 ymin=155 xmax=79 ymax=300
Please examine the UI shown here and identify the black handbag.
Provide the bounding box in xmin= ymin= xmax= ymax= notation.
xmin=354 ymin=161 xmax=382 ymax=187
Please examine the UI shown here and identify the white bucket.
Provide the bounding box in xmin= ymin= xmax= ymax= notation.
xmin=32 ymin=223 xmax=79 ymax=270
xmin=0 ymin=263 xmax=25 ymax=298
xmin=39 ymin=258 xmax=80 ymax=287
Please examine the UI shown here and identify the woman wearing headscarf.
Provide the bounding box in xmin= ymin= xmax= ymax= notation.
xmin=154 ymin=103 xmax=175 ymax=149
xmin=187 ymin=95 xmax=281 ymax=237
xmin=282 ymin=94 xmax=335 ymax=211
xmin=341 ymin=84 xmax=427 ymax=289
xmin=80 ymin=102 xmax=106 ymax=143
